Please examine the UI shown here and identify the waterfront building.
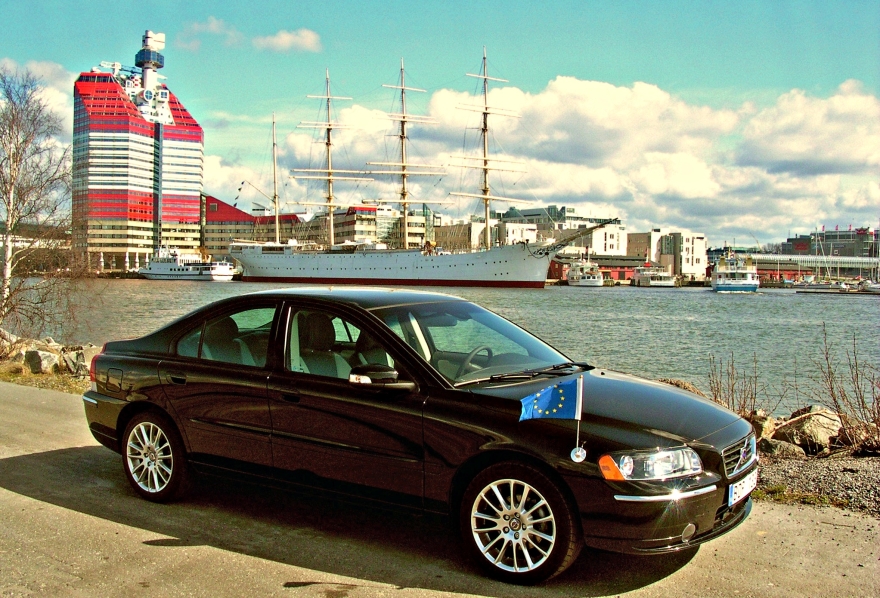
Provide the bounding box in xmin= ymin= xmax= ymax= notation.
xmin=628 ymin=228 xmax=708 ymax=281
xmin=72 ymin=31 xmax=203 ymax=272
xmin=500 ymin=205 xmax=628 ymax=256
xmin=781 ymin=227 xmax=878 ymax=259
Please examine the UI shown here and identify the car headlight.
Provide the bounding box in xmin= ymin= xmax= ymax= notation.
xmin=599 ymin=447 xmax=703 ymax=481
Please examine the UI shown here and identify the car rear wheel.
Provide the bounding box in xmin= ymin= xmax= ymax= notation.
xmin=122 ymin=411 xmax=190 ymax=502
xmin=460 ymin=462 xmax=582 ymax=584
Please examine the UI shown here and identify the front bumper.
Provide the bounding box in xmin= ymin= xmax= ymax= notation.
xmin=565 ymin=463 xmax=757 ymax=555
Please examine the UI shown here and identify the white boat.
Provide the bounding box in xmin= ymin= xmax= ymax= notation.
xmin=858 ymin=280 xmax=880 ymax=294
xmin=711 ymin=253 xmax=760 ymax=292
xmin=232 ymin=54 xmax=615 ymax=288
xmin=632 ymin=264 xmax=676 ymax=287
xmin=796 ymin=280 xmax=849 ymax=293
xmin=566 ymin=258 xmax=604 ymax=287
xmin=139 ymin=250 xmax=237 ymax=281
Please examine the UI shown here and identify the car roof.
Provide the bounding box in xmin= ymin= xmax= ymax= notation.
xmin=246 ymin=286 xmax=467 ymax=310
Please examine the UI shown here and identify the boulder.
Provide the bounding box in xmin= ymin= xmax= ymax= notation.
xmin=746 ymin=411 xmax=777 ymax=439
xmin=59 ymin=344 xmax=100 ymax=377
xmin=773 ymin=405 xmax=842 ymax=454
xmin=758 ymin=437 xmax=807 ymax=459
xmin=25 ymin=350 xmax=60 ymax=375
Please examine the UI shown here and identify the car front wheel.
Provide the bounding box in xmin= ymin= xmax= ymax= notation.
xmin=460 ymin=462 xmax=582 ymax=584
xmin=122 ymin=411 xmax=189 ymax=502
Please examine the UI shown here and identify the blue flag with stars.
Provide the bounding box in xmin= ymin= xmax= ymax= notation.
xmin=519 ymin=378 xmax=583 ymax=422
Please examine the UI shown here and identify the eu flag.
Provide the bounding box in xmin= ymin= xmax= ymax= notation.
xmin=519 ymin=377 xmax=583 ymax=422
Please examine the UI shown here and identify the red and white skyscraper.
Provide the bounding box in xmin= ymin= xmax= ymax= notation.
xmin=72 ymin=30 xmax=203 ymax=271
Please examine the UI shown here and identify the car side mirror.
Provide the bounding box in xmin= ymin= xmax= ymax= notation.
xmin=349 ymin=364 xmax=417 ymax=392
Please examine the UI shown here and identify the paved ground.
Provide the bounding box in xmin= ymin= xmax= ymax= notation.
xmin=0 ymin=381 xmax=877 ymax=597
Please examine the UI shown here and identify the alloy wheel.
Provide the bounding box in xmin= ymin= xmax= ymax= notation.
xmin=469 ymin=477 xmax=557 ymax=573
xmin=126 ymin=421 xmax=174 ymax=493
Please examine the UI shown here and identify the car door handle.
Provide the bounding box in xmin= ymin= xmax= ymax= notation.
xmin=166 ymin=372 xmax=187 ymax=385
xmin=280 ymin=393 xmax=300 ymax=403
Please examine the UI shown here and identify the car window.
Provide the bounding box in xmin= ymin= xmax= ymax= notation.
xmin=179 ymin=306 xmax=276 ymax=367
xmin=288 ymin=309 xmax=393 ymax=380
xmin=372 ymin=301 xmax=566 ymax=383
xmin=177 ymin=326 xmax=201 ymax=358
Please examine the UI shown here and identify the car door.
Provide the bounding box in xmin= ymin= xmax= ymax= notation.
xmin=159 ymin=302 xmax=279 ymax=469
xmin=267 ymin=303 xmax=425 ymax=504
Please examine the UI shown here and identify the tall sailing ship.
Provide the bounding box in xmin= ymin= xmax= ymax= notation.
xmin=231 ymin=53 xmax=613 ymax=288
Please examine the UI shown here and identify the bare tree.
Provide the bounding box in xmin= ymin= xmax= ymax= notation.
xmin=0 ymin=67 xmax=75 ymax=338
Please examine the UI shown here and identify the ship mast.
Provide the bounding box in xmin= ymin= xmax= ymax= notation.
xmin=292 ymin=70 xmax=371 ymax=246
xmin=450 ymin=48 xmax=531 ymax=250
xmin=271 ymin=113 xmax=279 ymax=244
xmin=367 ymin=59 xmax=447 ymax=248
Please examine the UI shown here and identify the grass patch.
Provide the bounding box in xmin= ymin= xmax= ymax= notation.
xmin=752 ymin=484 xmax=848 ymax=509
xmin=0 ymin=361 xmax=90 ymax=394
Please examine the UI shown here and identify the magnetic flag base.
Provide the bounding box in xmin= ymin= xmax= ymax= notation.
xmin=570 ymin=447 xmax=586 ymax=463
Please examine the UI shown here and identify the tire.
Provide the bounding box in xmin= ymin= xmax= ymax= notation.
xmin=459 ymin=461 xmax=582 ymax=584
xmin=122 ymin=411 xmax=190 ymax=502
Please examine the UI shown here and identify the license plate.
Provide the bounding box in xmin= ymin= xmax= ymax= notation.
xmin=728 ymin=468 xmax=758 ymax=507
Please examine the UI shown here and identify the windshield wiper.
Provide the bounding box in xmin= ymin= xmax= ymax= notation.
xmin=453 ymin=370 xmax=540 ymax=388
xmin=453 ymin=363 xmax=593 ymax=388
xmin=534 ymin=362 xmax=593 ymax=375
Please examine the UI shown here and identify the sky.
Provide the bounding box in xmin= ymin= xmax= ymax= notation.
xmin=2 ymin=0 xmax=878 ymax=246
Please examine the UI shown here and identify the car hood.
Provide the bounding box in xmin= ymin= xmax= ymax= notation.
xmin=476 ymin=367 xmax=744 ymax=448
xmin=577 ymin=368 xmax=742 ymax=444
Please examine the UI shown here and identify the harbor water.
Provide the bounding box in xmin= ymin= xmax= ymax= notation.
xmin=60 ymin=280 xmax=879 ymax=413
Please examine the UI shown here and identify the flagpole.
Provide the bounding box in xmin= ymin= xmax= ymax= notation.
xmin=571 ymin=374 xmax=586 ymax=462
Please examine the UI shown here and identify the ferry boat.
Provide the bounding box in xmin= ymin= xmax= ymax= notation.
xmin=632 ymin=264 xmax=676 ymax=287
xmin=711 ymin=253 xmax=760 ymax=292
xmin=232 ymin=54 xmax=615 ymax=288
xmin=566 ymin=258 xmax=604 ymax=287
xmin=139 ymin=249 xmax=237 ymax=281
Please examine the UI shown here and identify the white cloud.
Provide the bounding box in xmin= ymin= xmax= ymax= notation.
xmin=176 ymin=17 xmax=244 ymax=52
xmin=738 ymin=80 xmax=880 ymax=175
xmin=252 ymin=29 xmax=322 ymax=53
xmin=1 ymin=59 xmax=75 ymax=142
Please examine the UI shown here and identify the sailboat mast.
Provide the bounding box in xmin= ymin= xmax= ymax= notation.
xmin=272 ymin=113 xmax=279 ymax=244
xmin=479 ymin=49 xmax=492 ymax=250
xmin=323 ymin=72 xmax=337 ymax=246
xmin=399 ymin=60 xmax=410 ymax=247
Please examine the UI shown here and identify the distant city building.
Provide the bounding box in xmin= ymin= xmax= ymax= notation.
xmin=628 ymin=228 xmax=708 ymax=280
xmin=781 ymin=227 xmax=878 ymax=258
xmin=499 ymin=205 xmax=627 ymax=255
xmin=72 ymin=31 xmax=203 ymax=271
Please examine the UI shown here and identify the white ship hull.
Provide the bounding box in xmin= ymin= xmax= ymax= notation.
xmin=139 ymin=250 xmax=237 ymax=282
xmin=711 ymin=272 xmax=760 ymax=292
xmin=230 ymin=242 xmax=552 ymax=288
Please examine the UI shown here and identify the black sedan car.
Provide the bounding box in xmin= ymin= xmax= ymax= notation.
xmin=83 ymin=288 xmax=757 ymax=584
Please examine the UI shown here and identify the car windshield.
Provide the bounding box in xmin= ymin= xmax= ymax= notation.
xmin=370 ymin=301 xmax=570 ymax=385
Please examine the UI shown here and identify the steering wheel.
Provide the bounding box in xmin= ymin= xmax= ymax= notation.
xmin=455 ymin=345 xmax=494 ymax=380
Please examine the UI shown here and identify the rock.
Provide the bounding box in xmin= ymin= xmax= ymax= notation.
xmin=758 ymin=437 xmax=807 ymax=459
xmin=836 ymin=417 xmax=880 ymax=448
xmin=658 ymin=378 xmax=707 ymax=397
xmin=773 ymin=405 xmax=842 ymax=455
xmin=747 ymin=411 xmax=777 ymax=439
xmin=25 ymin=350 xmax=60 ymax=375
xmin=59 ymin=344 xmax=100 ymax=377
xmin=0 ymin=328 xmax=20 ymax=359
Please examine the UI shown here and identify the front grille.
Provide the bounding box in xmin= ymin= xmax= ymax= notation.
xmin=722 ymin=434 xmax=756 ymax=477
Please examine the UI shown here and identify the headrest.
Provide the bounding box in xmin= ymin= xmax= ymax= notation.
xmin=299 ymin=312 xmax=336 ymax=352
